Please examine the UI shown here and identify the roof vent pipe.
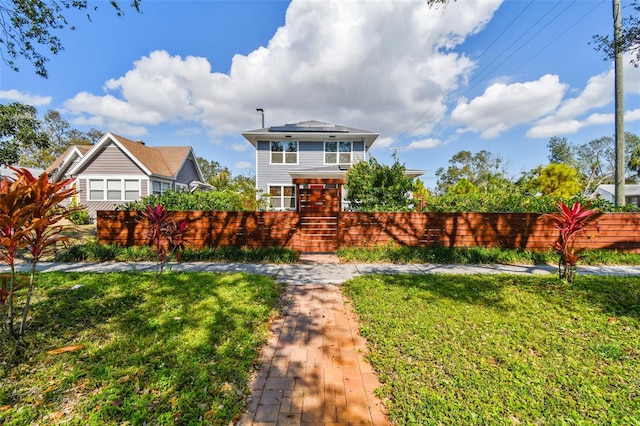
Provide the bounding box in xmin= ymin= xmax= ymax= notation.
xmin=256 ymin=108 xmax=264 ymax=128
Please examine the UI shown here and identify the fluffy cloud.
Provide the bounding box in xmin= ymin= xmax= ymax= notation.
xmin=62 ymin=0 xmax=502 ymax=142
xmin=0 ymin=89 xmax=51 ymax=106
xmin=406 ymin=138 xmax=442 ymax=150
xmin=450 ymin=74 xmax=567 ymax=138
xmin=527 ymin=57 xmax=640 ymax=138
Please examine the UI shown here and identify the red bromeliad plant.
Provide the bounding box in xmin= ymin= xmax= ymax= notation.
xmin=544 ymin=201 xmax=600 ymax=282
xmin=139 ymin=204 xmax=189 ymax=279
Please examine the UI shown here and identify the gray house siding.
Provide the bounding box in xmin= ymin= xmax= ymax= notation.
xmin=175 ymin=154 xmax=200 ymax=184
xmin=256 ymin=139 xmax=366 ymax=193
xmin=78 ymin=144 xmax=145 ymax=175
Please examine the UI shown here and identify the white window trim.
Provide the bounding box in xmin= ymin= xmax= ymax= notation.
xmin=323 ymin=141 xmax=352 ymax=165
xmin=269 ymin=140 xmax=299 ymax=165
xmin=86 ymin=177 xmax=142 ymax=201
xmin=268 ymin=184 xmax=296 ymax=211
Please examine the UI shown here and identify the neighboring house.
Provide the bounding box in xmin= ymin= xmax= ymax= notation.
xmin=242 ymin=120 xmax=423 ymax=212
xmin=0 ymin=165 xmax=45 ymax=181
xmin=591 ymin=184 xmax=640 ymax=207
xmin=46 ymin=132 xmax=210 ymax=219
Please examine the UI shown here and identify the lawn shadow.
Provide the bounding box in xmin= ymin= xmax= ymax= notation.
xmin=18 ymin=271 xmax=282 ymax=425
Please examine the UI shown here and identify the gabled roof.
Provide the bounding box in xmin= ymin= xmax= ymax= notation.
xmin=242 ymin=120 xmax=380 ymax=150
xmin=45 ymin=145 xmax=92 ymax=180
xmin=67 ymin=132 xmax=200 ymax=180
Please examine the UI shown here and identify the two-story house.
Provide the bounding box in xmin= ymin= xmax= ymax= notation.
xmin=47 ymin=132 xmax=210 ymax=219
xmin=242 ymin=120 xmax=380 ymax=213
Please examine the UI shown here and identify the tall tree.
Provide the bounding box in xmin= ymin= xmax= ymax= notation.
xmin=529 ymin=163 xmax=582 ymax=198
xmin=197 ymin=157 xmax=232 ymax=189
xmin=345 ymin=158 xmax=415 ymax=211
xmin=0 ymin=103 xmax=49 ymax=165
xmin=593 ymin=1 xmax=640 ymax=66
xmin=547 ymin=136 xmax=575 ymax=165
xmin=0 ymin=0 xmax=142 ymax=78
xmin=434 ymin=150 xmax=510 ymax=195
xmin=18 ymin=110 xmax=93 ymax=169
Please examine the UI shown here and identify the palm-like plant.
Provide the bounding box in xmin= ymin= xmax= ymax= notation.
xmin=544 ymin=201 xmax=600 ymax=282
xmin=139 ymin=205 xmax=189 ymax=279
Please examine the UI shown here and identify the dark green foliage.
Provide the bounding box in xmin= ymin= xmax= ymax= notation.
xmin=345 ymin=158 xmax=415 ymax=211
xmin=57 ymin=242 xmax=299 ymax=264
xmin=435 ymin=150 xmax=510 ymax=195
xmin=119 ymin=189 xmax=249 ymax=212
xmin=423 ymin=192 xmax=621 ymax=213
xmin=0 ymin=103 xmax=49 ymax=165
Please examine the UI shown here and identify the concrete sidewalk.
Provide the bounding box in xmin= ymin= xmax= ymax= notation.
xmin=3 ymin=261 xmax=640 ymax=284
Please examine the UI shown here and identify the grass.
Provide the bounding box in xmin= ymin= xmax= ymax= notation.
xmin=342 ymin=273 xmax=640 ymax=424
xmin=338 ymin=244 xmax=640 ymax=266
xmin=0 ymin=272 xmax=282 ymax=425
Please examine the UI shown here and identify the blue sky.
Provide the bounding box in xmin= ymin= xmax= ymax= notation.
xmin=1 ymin=0 xmax=639 ymax=189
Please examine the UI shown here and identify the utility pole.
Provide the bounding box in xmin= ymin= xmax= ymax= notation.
xmin=391 ymin=147 xmax=401 ymax=164
xmin=613 ymin=0 xmax=625 ymax=206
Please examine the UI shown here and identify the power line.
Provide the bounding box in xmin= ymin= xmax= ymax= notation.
xmin=390 ymin=1 xmax=597 ymax=154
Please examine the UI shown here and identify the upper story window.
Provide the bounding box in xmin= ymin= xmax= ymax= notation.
xmin=271 ymin=141 xmax=298 ymax=164
xmin=324 ymin=141 xmax=352 ymax=164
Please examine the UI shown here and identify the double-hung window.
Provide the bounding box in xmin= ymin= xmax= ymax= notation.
xmin=271 ymin=141 xmax=298 ymax=164
xmin=89 ymin=179 xmax=104 ymax=200
xmin=89 ymin=179 xmax=140 ymax=201
xmin=269 ymin=185 xmax=296 ymax=210
xmin=324 ymin=141 xmax=352 ymax=164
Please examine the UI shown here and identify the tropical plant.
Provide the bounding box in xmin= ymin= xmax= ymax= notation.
xmin=138 ymin=205 xmax=189 ymax=279
xmin=544 ymin=201 xmax=600 ymax=282
xmin=0 ymin=166 xmax=77 ymax=344
xmin=345 ymin=158 xmax=415 ymax=211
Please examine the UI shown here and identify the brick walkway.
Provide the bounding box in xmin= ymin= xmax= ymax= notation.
xmin=239 ymin=284 xmax=390 ymax=425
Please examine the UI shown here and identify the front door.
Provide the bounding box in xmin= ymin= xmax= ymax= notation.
xmin=299 ymin=184 xmax=340 ymax=213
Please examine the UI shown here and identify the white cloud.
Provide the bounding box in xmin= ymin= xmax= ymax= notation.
xmin=451 ymin=74 xmax=567 ymax=138
xmin=62 ymin=0 xmax=503 ymax=142
xmin=0 ymin=89 xmax=51 ymax=106
xmin=234 ymin=161 xmax=252 ymax=169
xmin=406 ymin=138 xmax=442 ymax=150
xmin=527 ymin=56 xmax=640 ymax=138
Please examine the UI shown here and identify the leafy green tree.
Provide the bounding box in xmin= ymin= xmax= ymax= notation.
xmin=529 ymin=163 xmax=582 ymax=198
xmin=0 ymin=103 xmax=49 ymax=165
xmin=345 ymin=158 xmax=415 ymax=211
xmin=435 ymin=150 xmax=510 ymax=195
xmin=18 ymin=110 xmax=93 ymax=168
xmin=197 ymin=157 xmax=232 ymax=189
xmin=547 ymin=136 xmax=575 ymax=165
xmin=593 ymin=1 xmax=640 ymax=66
xmin=449 ymin=178 xmax=478 ymax=195
xmin=1 ymin=0 xmax=141 ymax=78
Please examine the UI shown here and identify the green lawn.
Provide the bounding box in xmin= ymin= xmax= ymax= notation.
xmin=343 ymin=274 xmax=640 ymax=424
xmin=0 ymin=272 xmax=282 ymax=425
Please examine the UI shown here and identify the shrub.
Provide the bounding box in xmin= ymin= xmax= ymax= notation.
xmin=544 ymin=201 xmax=600 ymax=282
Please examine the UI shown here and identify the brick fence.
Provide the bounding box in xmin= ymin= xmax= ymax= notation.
xmin=96 ymin=211 xmax=640 ymax=253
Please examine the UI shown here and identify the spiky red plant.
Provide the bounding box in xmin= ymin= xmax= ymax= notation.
xmin=544 ymin=201 xmax=600 ymax=282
